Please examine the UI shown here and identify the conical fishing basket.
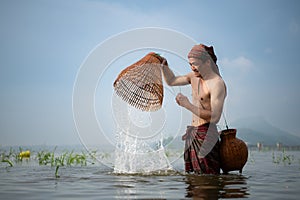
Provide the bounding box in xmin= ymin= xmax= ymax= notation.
xmin=113 ymin=52 xmax=164 ymax=112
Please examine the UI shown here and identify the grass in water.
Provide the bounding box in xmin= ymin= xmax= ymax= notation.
xmin=1 ymin=159 xmax=14 ymax=167
xmin=1 ymin=147 xmax=30 ymax=167
xmin=272 ymin=148 xmax=294 ymax=165
xmin=1 ymin=147 xmax=97 ymax=178
xmin=36 ymin=148 xmax=96 ymax=178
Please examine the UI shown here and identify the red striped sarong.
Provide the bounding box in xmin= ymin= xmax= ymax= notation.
xmin=182 ymin=123 xmax=220 ymax=174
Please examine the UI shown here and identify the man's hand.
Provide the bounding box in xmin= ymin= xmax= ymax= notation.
xmin=160 ymin=56 xmax=168 ymax=68
xmin=175 ymin=93 xmax=190 ymax=108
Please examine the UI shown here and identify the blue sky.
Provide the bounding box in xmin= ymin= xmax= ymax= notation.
xmin=1 ymin=0 xmax=300 ymax=146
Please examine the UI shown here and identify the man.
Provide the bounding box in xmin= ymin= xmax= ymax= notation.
xmin=161 ymin=44 xmax=226 ymax=174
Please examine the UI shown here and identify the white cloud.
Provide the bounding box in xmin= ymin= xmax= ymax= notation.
xmin=220 ymin=56 xmax=254 ymax=73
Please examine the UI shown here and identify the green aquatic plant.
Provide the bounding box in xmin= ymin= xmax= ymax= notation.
xmin=88 ymin=150 xmax=97 ymax=164
xmin=1 ymin=147 xmax=97 ymax=178
xmin=65 ymin=151 xmax=88 ymax=166
xmin=55 ymin=165 xmax=60 ymax=178
xmin=272 ymin=148 xmax=294 ymax=165
xmin=1 ymin=148 xmax=17 ymax=167
xmin=1 ymin=150 xmax=14 ymax=167
xmin=36 ymin=148 xmax=91 ymax=178
xmin=54 ymin=152 xmax=67 ymax=178
xmin=1 ymin=147 xmax=32 ymax=165
xmin=37 ymin=150 xmax=55 ymax=166
xmin=1 ymin=159 xmax=14 ymax=167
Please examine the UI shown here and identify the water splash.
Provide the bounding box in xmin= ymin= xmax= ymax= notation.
xmin=112 ymin=93 xmax=173 ymax=174
xmin=114 ymin=129 xmax=172 ymax=174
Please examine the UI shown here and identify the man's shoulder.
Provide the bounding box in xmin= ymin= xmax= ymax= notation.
xmin=207 ymin=76 xmax=226 ymax=92
xmin=184 ymin=72 xmax=195 ymax=81
xmin=208 ymin=75 xmax=225 ymax=84
xmin=211 ymin=76 xmax=227 ymax=95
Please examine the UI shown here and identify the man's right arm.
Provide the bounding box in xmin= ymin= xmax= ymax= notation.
xmin=161 ymin=60 xmax=190 ymax=86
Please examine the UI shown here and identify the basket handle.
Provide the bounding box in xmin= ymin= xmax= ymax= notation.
xmin=222 ymin=112 xmax=229 ymax=130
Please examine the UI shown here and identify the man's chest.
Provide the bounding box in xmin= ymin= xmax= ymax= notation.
xmin=190 ymin=78 xmax=211 ymax=107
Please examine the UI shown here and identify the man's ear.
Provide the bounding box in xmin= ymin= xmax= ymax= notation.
xmin=205 ymin=58 xmax=211 ymax=66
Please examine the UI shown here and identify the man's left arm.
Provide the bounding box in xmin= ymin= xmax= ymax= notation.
xmin=209 ymin=80 xmax=226 ymax=123
xmin=175 ymin=79 xmax=226 ymax=123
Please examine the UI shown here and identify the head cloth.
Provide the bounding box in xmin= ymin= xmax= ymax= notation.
xmin=188 ymin=44 xmax=217 ymax=64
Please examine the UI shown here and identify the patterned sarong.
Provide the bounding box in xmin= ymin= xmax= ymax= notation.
xmin=182 ymin=123 xmax=220 ymax=174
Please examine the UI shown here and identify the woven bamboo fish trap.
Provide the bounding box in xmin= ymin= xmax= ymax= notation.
xmin=220 ymin=129 xmax=248 ymax=174
xmin=113 ymin=52 xmax=164 ymax=112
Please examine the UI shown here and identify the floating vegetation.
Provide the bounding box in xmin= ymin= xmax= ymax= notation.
xmin=1 ymin=147 xmax=98 ymax=178
xmin=0 ymin=147 xmax=29 ymax=167
xmin=1 ymin=159 xmax=14 ymax=167
xmin=37 ymin=150 xmax=55 ymax=166
xmin=1 ymin=149 xmax=13 ymax=167
xmin=272 ymin=148 xmax=295 ymax=165
xmin=36 ymin=148 xmax=96 ymax=178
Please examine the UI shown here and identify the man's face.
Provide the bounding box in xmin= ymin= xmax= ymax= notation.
xmin=188 ymin=57 xmax=204 ymax=77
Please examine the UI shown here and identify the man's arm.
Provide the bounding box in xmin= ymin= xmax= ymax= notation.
xmin=209 ymin=80 xmax=226 ymax=123
xmin=175 ymin=93 xmax=212 ymax=121
xmin=161 ymin=59 xmax=191 ymax=86
xmin=176 ymin=79 xmax=226 ymax=123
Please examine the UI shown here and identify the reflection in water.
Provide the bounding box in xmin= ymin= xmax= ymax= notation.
xmin=114 ymin=174 xmax=167 ymax=199
xmin=185 ymin=174 xmax=249 ymax=199
xmin=115 ymin=175 xmax=138 ymax=199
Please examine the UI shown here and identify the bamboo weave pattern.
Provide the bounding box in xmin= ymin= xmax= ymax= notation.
xmin=220 ymin=129 xmax=248 ymax=173
xmin=113 ymin=52 xmax=164 ymax=112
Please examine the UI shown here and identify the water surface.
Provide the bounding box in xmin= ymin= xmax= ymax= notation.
xmin=0 ymin=150 xmax=299 ymax=199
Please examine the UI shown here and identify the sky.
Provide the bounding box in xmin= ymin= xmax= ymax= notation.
xmin=1 ymin=0 xmax=300 ymax=147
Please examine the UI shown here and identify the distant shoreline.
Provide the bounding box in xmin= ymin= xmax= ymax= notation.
xmin=1 ymin=144 xmax=300 ymax=152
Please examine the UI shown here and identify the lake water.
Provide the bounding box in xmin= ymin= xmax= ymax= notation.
xmin=1 ymin=149 xmax=299 ymax=199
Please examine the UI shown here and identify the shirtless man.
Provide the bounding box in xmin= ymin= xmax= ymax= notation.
xmin=161 ymin=44 xmax=226 ymax=174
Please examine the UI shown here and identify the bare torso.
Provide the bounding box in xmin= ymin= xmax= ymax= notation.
xmin=161 ymin=60 xmax=226 ymax=126
xmin=190 ymin=75 xmax=211 ymax=126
